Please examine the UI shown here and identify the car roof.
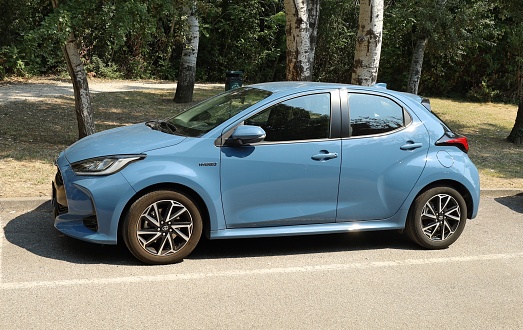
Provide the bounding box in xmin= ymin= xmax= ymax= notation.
xmin=248 ymin=81 xmax=422 ymax=102
xmin=248 ymin=81 xmax=364 ymax=93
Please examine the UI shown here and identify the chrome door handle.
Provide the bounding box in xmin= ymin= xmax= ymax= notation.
xmin=311 ymin=151 xmax=338 ymax=161
xmin=400 ymin=142 xmax=423 ymax=150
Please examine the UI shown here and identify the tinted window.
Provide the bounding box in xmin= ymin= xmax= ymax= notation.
xmin=169 ymin=87 xmax=272 ymax=137
xmin=247 ymin=93 xmax=331 ymax=142
xmin=349 ymin=94 xmax=404 ymax=137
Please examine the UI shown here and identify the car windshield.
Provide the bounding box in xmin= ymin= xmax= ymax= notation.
xmin=168 ymin=87 xmax=272 ymax=137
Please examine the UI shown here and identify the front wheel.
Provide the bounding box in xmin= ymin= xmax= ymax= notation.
xmin=123 ymin=190 xmax=203 ymax=264
xmin=405 ymin=187 xmax=467 ymax=249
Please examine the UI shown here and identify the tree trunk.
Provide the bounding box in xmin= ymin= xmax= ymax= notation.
xmin=52 ymin=0 xmax=94 ymax=139
xmin=284 ymin=0 xmax=320 ymax=81
xmin=407 ymin=37 xmax=428 ymax=95
xmin=174 ymin=2 xmax=200 ymax=103
xmin=351 ymin=0 xmax=384 ymax=86
xmin=63 ymin=33 xmax=95 ymax=139
xmin=507 ymin=68 xmax=523 ymax=144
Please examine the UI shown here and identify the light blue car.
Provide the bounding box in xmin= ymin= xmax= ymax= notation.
xmin=52 ymin=82 xmax=480 ymax=264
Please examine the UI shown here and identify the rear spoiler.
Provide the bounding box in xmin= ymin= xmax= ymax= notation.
xmin=372 ymin=83 xmax=432 ymax=112
xmin=421 ymin=98 xmax=431 ymax=111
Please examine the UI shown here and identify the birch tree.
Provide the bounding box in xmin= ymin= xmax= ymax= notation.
xmin=51 ymin=0 xmax=95 ymax=139
xmin=405 ymin=0 xmax=446 ymax=95
xmin=284 ymin=0 xmax=320 ymax=81
xmin=351 ymin=0 xmax=384 ymax=86
xmin=390 ymin=0 xmax=495 ymax=95
xmin=174 ymin=0 xmax=200 ymax=103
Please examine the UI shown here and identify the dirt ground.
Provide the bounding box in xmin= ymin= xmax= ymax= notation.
xmin=0 ymin=78 xmax=180 ymax=105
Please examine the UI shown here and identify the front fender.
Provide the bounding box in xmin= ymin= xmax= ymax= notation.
xmin=120 ymin=156 xmax=225 ymax=232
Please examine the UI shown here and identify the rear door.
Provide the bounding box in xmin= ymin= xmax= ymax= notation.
xmin=336 ymin=92 xmax=430 ymax=221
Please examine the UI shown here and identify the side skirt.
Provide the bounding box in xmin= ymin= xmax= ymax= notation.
xmin=209 ymin=220 xmax=403 ymax=240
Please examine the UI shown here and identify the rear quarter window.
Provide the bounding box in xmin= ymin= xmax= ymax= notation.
xmin=348 ymin=93 xmax=408 ymax=137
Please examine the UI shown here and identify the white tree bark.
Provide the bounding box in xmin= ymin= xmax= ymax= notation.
xmin=407 ymin=37 xmax=428 ymax=95
xmin=174 ymin=1 xmax=200 ymax=103
xmin=284 ymin=0 xmax=320 ymax=81
xmin=351 ymin=0 xmax=384 ymax=86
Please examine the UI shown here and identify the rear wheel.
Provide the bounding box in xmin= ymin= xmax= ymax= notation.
xmin=123 ymin=190 xmax=202 ymax=264
xmin=405 ymin=187 xmax=467 ymax=249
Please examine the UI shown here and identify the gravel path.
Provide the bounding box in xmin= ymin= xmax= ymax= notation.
xmin=0 ymin=79 xmax=181 ymax=105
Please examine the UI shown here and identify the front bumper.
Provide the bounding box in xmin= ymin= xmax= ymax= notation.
xmin=52 ymin=154 xmax=137 ymax=245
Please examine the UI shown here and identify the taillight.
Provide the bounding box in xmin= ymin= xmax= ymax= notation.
xmin=436 ymin=134 xmax=469 ymax=153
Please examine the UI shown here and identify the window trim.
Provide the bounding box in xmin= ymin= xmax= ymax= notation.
xmin=217 ymin=89 xmax=342 ymax=147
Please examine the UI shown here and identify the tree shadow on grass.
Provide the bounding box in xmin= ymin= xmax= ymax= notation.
xmin=0 ymin=86 xmax=222 ymax=163
xmin=440 ymin=119 xmax=523 ymax=180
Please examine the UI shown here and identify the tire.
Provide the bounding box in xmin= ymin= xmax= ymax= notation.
xmin=123 ymin=190 xmax=203 ymax=265
xmin=405 ymin=187 xmax=467 ymax=249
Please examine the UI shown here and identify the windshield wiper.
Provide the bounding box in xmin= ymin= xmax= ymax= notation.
xmin=145 ymin=120 xmax=177 ymax=135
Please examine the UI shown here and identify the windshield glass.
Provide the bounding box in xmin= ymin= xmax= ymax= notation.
xmin=168 ymin=87 xmax=272 ymax=137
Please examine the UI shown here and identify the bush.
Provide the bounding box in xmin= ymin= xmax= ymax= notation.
xmin=85 ymin=55 xmax=123 ymax=79
xmin=0 ymin=46 xmax=29 ymax=79
xmin=466 ymin=81 xmax=500 ymax=102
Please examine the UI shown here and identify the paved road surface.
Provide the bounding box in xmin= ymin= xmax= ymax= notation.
xmin=1 ymin=194 xmax=522 ymax=329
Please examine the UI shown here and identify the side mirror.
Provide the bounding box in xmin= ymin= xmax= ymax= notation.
xmin=227 ymin=125 xmax=266 ymax=146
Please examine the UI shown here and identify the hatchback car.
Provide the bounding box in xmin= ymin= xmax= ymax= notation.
xmin=52 ymin=82 xmax=480 ymax=264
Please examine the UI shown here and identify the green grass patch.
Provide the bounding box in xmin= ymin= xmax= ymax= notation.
xmin=431 ymin=99 xmax=522 ymax=187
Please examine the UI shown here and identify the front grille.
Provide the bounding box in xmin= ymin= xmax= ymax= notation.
xmin=83 ymin=215 xmax=98 ymax=231
xmin=55 ymin=203 xmax=68 ymax=215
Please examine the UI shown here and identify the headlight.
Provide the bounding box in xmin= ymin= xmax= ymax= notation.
xmin=71 ymin=155 xmax=145 ymax=176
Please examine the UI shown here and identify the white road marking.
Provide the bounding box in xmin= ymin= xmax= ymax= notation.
xmin=1 ymin=252 xmax=522 ymax=290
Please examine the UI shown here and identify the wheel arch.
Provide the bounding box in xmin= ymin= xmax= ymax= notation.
xmin=411 ymin=179 xmax=475 ymax=219
xmin=117 ymin=182 xmax=211 ymax=243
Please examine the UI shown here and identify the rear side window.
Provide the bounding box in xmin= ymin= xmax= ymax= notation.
xmin=348 ymin=93 xmax=406 ymax=137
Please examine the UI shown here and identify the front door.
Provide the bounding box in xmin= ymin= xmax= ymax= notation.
xmin=220 ymin=92 xmax=342 ymax=228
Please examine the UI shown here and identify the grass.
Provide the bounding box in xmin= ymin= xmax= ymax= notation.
xmin=0 ymin=80 xmax=521 ymax=197
xmin=431 ymin=99 xmax=523 ymax=189
xmin=0 ymin=81 xmax=223 ymax=197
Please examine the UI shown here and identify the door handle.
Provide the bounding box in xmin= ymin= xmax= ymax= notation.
xmin=311 ymin=151 xmax=338 ymax=161
xmin=400 ymin=142 xmax=423 ymax=150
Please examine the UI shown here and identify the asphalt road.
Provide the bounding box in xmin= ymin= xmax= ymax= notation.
xmin=1 ymin=194 xmax=522 ymax=330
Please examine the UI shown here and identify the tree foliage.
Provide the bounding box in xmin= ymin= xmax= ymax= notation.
xmin=0 ymin=0 xmax=520 ymax=106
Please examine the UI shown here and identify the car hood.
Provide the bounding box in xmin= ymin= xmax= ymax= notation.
xmin=64 ymin=123 xmax=186 ymax=163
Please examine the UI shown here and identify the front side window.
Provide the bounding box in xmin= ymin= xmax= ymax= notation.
xmin=349 ymin=94 xmax=405 ymax=137
xmin=169 ymin=87 xmax=272 ymax=137
xmin=246 ymin=93 xmax=331 ymax=142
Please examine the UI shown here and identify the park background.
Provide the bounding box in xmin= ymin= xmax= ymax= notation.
xmin=0 ymin=0 xmax=522 ymax=197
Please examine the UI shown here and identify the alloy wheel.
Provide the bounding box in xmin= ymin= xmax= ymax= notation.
xmin=420 ymin=193 xmax=461 ymax=242
xmin=136 ymin=199 xmax=194 ymax=256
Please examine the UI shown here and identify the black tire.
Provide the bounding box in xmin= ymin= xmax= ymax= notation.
xmin=123 ymin=190 xmax=203 ymax=265
xmin=405 ymin=186 xmax=467 ymax=249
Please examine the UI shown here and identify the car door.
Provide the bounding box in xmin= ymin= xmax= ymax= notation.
xmin=336 ymin=92 xmax=430 ymax=221
xmin=220 ymin=91 xmax=342 ymax=228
